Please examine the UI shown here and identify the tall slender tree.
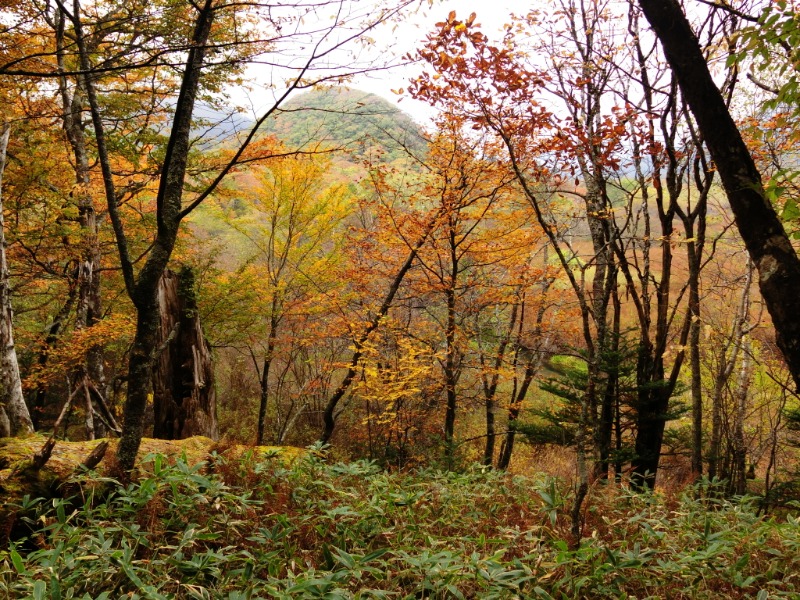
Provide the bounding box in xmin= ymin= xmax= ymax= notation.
xmin=636 ymin=0 xmax=800 ymax=393
xmin=0 ymin=121 xmax=34 ymax=437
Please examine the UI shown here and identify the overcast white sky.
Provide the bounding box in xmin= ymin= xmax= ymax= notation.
xmin=231 ymin=0 xmax=520 ymax=126
xmin=351 ymin=0 xmax=520 ymax=123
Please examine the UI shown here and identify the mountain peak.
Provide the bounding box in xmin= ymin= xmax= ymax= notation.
xmin=265 ymin=86 xmax=427 ymax=163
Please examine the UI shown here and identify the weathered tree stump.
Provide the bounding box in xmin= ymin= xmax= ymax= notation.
xmin=153 ymin=267 xmax=218 ymax=440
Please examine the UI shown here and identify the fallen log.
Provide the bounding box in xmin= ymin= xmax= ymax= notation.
xmin=0 ymin=434 xmax=305 ymax=543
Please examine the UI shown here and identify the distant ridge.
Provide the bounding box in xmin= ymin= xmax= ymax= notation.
xmin=263 ymin=87 xmax=428 ymax=164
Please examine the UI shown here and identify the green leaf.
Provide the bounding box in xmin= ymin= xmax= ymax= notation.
xmin=10 ymin=547 xmax=27 ymax=575
xmin=333 ymin=546 xmax=356 ymax=569
xmin=361 ymin=548 xmax=390 ymax=564
xmin=33 ymin=581 xmax=46 ymax=600
xmin=781 ymin=198 xmax=799 ymax=221
xmin=322 ymin=543 xmax=335 ymax=570
xmin=444 ymin=584 xmax=465 ymax=599
xmin=49 ymin=574 xmax=62 ymax=600
xmin=533 ymin=586 xmax=556 ymax=599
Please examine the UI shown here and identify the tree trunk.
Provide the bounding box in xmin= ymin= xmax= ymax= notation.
xmin=686 ymin=225 xmax=703 ymax=478
xmin=109 ymin=0 xmax=216 ymax=472
xmin=708 ymin=353 xmax=727 ymax=481
xmin=689 ymin=310 xmax=703 ymax=480
xmin=496 ymin=358 xmax=534 ymax=471
xmin=256 ymin=356 xmax=271 ymax=446
xmin=567 ymin=2 xmax=617 ymax=480
xmin=637 ymin=0 xmax=800 ymax=391
xmin=497 ymin=257 xmax=552 ymax=471
xmin=679 ymin=146 xmax=711 ymax=479
xmin=483 ymin=395 xmax=496 ymax=467
xmin=576 ymin=115 xmax=615 ymax=484
xmin=443 ymin=283 xmax=459 ymax=466
xmin=733 ymin=334 xmax=753 ymax=495
xmin=0 ymin=121 xmax=34 ymax=437
xmin=256 ymin=299 xmax=280 ymax=446
xmin=631 ymin=345 xmax=667 ymax=487
xmin=708 ymin=259 xmax=752 ymax=480
xmin=479 ymin=300 xmax=518 ymax=467
xmin=596 ymin=289 xmax=620 ymax=481
xmin=55 ymin=9 xmax=107 ymax=438
xmin=152 ymin=267 xmax=218 ymax=440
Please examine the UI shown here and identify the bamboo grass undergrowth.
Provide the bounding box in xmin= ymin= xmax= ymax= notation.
xmin=2 ymin=449 xmax=799 ymax=599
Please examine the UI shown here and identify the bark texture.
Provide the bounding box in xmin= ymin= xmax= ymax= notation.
xmin=637 ymin=0 xmax=800 ymax=391
xmin=109 ymin=0 xmax=216 ymax=472
xmin=0 ymin=122 xmax=34 ymax=437
xmin=152 ymin=268 xmax=217 ymax=440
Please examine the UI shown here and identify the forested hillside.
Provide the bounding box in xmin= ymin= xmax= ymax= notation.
xmin=3 ymin=0 xmax=800 ymax=596
xmin=262 ymin=87 xmax=428 ymax=164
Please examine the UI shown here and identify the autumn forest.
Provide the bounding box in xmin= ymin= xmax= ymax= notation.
xmin=3 ymin=0 xmax=800 ymax=597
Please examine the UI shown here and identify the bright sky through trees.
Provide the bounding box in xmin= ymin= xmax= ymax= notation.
xmin=230 ymin=0 xmax=518 ymax=124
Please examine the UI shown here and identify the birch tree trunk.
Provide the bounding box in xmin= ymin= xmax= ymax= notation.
xmin=0 ymin=121 xmax=34 ymax=437
xmin=708 ymin=260 xmax=753 ymax=480
xmin=733 ymin=334 xmax=753 ymax=495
